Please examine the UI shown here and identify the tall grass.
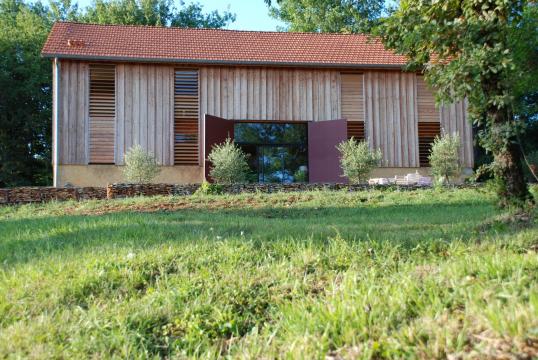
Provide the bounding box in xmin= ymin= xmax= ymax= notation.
xmin=0 ymin=188 xmax=536 ymax=359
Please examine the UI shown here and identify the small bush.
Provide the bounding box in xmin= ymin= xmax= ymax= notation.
xmin=194 ymin=180 xmax=224 ymax=196
xmin=429 ymin=132 xmax=461 ymax=184
xmin=337 ymin=138 xmax=382 ymax=184
xmin=208 ymin=138 xmax=250 ymax=184
xmin=293 ymin=168 xmax=308 ymax=183
xmin=122 ymin=144 xmax=161 ymax=184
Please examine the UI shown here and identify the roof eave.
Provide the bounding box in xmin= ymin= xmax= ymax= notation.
xmin=41 ymin=52 xmax=406 ymax=69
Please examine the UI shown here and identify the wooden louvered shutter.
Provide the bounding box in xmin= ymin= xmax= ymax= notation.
xmin=417 ymin=75 xmax=441 ymax=167
xmin=174 ymin=70 xmax=199 ymax=165
xmin=89 ymin=64 xmax=115 ymax=164
xmin=341 ymin=74 xmax=365 ymax=141
xmin=417 ymin=75 xmax=440 ymax=122
xmin=418 ymin=122 xmax=440 ymax=166
xmin=347 ymin=121 xmax=365 ymax=141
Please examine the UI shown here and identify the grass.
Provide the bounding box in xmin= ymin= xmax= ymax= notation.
xmin=0 ymin=187 xmax=537 ymax=359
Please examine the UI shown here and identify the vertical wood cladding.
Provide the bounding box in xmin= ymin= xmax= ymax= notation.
xmin=199 ymin=67 xmax=341 ymax=121
xmin=58 ymin=61 xmax=89 ymax=164
xmin=56 ymin=61 xmax=473 ymax=170
xmin=115 ymin=64 xmax=174 ymax=165
xmin=363 ymin=72 xmax=473 ymax=168
xmin=364 ymin=71 xmax=419 ymax=167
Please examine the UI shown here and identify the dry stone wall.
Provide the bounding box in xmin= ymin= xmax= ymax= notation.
xmin=0 ymin=187 xmax=106 ymax=204
xmin=105 ymin=182 xmax=436 ymax=199
xmin=2 ymin=182 xmax=480 ymax=205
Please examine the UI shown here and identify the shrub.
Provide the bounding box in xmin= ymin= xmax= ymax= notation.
xmin=122 ymin=144 xmax=161 ymax=184
xmin=194 ymin=180 xmax=224 ymax=195
xmin=429 ymin=132 xmax=461 ymax=184
xmin=337 ymin=138 xmax=382 ymax=184
xmin=293 ymin=168 xmax=308 ymax=183
xmin=208 ymin=138 xmax=250 ymax=184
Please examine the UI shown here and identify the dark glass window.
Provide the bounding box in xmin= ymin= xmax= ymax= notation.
xmin=234 ymin=123 xmax=307 ymax=146
xmin=234 ymin=123 xmax=308 ymax=183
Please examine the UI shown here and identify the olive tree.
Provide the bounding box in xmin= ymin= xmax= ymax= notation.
xmin=429 ymin=132 xmax=461 ymax=184
xmin=123 ymin=144 xmax=160 ymax=183
xmin=337 ymin=138 xmax=382 ymax=184
xmin=207 ymin=138 xmax=250 ymax=184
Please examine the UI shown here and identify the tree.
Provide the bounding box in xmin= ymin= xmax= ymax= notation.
xmin=81 ymin=0 xmax=235 ymax=27
xmin=0 ymin=0 xmax=234 ymax=187
xmin=264 ymin=0 xmax=385 ymax=33
xmin=379 ymin=0 xmax=534 ymax=207
xmin=0 ymin=0 xmax=53 ymax=187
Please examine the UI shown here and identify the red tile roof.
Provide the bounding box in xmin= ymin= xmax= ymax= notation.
xmin=42 ymin=22 xmax=407 ymax=68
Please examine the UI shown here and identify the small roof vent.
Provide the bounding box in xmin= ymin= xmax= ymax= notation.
xmin=67 ymin=39 xmax=85 ymax=48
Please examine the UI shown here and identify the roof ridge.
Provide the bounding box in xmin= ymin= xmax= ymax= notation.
xmin=55 ymin=21 xmax=372 ymax=37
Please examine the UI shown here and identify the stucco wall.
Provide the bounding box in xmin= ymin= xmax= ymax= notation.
xmin=58 ymin=165 xmax=203 ymax=187
xmin=57 ymin=165 xmax=472 ymax=187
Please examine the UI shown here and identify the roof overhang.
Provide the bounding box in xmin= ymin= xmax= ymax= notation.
xmin=41 ymin=53 xmax=406 ymax=70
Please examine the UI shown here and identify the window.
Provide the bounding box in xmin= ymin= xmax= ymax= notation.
xmin=89 ymin=64 xmax=115 ymax=164
xmin=418 ymin=122 xmax=441 ymax=166
xmin=174 ymin=69 xmax=199 ymax=165
xmin=347 ymin=121 xmax=365 ymax=141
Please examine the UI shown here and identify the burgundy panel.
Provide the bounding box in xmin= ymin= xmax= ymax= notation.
xmin=204 ymin=114 xmax=235 ymax=181
xmin=308 ymin=119 xmax=348 ymax=183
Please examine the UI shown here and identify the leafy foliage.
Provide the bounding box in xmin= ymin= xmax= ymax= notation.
xmin=207 ymin=138 xmax=250 ymax=184
xmin=293 ymin=168 xmax=307 ymax=182
xmin=337 ymin=137 xmax=382 ymax=184
xmin=379 ymin=0 xmax=534 ymax=206
xmin=522 ymin=150 xmax=538 ymax=183
xmin=122 ymin=144 xmax=160 ymax=184
xmin=0 ymin=0 xmax=53 ymax=187
xmin=0 ymin=0 xmax=234 ymax=187
xmin=194 ymin=180 xmax=223 ymax=195
xmin=429 ymin=132 xmax=461 ymax=184
xmin=81 ymin=0 xmax=235 ymax=27
xmin=265 ymin=0 xmax=385 ymax=33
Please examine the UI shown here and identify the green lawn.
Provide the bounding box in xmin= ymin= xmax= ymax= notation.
xmin=0 ymin=188 xmax=537 ymax=359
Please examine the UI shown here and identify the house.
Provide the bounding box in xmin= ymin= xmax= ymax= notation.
xmin=42 ymin=22 xmax=474 ymax=187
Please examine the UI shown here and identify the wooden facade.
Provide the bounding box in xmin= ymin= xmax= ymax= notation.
xmin=55 ymin=60 xmax=474 ymax=171
xmin=199 ymin=67 xmax=341 ymax=121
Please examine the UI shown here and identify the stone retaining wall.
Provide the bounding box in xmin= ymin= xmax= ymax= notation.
xmin=0 ymin=187 xmax=106 ymax=205
xmin=106 ymin=183 xmax=199 ymax=199
xmin=1 ymin=183 xmax=481 ymax=205
xmin=105 ymin=182 xmax=440 ymax=199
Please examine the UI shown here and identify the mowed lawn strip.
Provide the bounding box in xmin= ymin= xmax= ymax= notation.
xmin=0 ymin=188 xmax=536 ymax=359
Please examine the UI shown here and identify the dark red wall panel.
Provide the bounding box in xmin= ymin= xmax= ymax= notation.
xmin=308 ymin=119 xmax=348 ymax=183
xmin=204 ymin=114 xmax=235 ymax=181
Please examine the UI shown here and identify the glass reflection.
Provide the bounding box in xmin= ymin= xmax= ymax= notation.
xmin=234 ymin=123 xmax=308 ymax=183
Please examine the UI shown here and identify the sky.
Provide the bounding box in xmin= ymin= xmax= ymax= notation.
xmin=70 ymin=0 xmax=285 ymax=31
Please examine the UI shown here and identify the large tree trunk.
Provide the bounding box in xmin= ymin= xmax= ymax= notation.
xmin=489 ymin=108 xmax=533 ymax=207
xmin=493 ymin=141 xmax=532 ymax=207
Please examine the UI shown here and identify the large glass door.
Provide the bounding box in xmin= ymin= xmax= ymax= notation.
xmin=234 ymin=122 xmax=308 ymax=183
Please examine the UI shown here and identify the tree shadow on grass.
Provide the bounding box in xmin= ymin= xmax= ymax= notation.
xmin=0 ymin=201 xmax=498 ymax=266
